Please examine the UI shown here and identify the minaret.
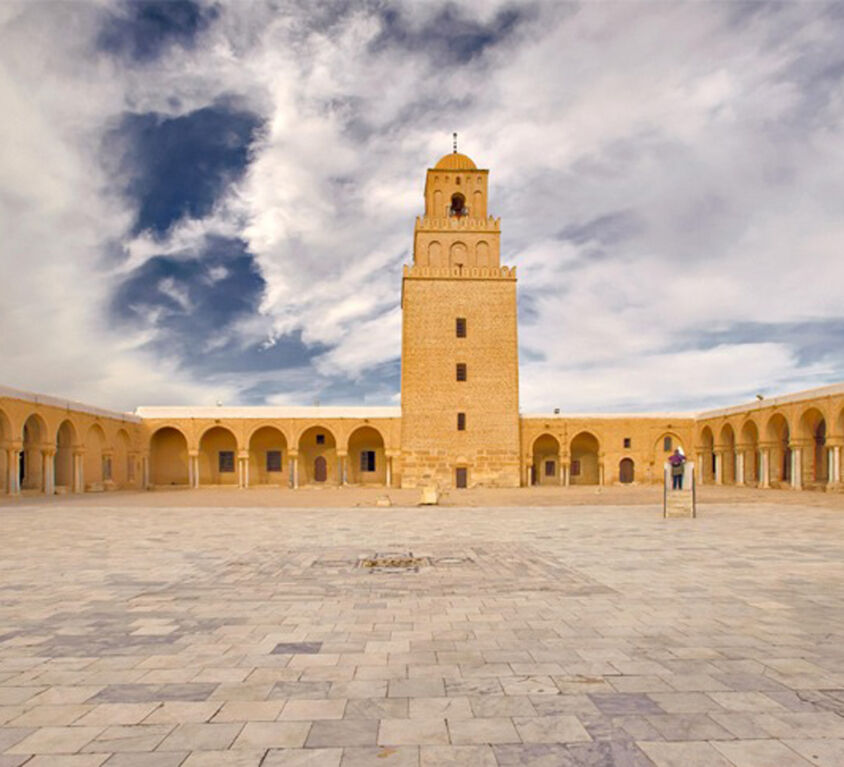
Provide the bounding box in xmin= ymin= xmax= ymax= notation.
xmin=399 ymin=147 xmax=520 ymax=488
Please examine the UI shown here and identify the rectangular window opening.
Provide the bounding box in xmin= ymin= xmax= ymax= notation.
xmin=456 ymin=362 xmax=467 ymax=381
xmin=571 ymin=460 xmax=581 ymax=477
xmin=360 ymin=450 xmax=376 ymax=472
xmin=664 ymin=436 xmax=672 ymax=452
xmin=266 ymin=450 xmax=282 ymax=472
xmin=457 ymin=412 xmax=466 ymax=431
xmin=456 ymin=317 xmax=467 ymax=338
xmin=316 ymin=434 xmax=325 ymax=445
xmin=544 ymin=460 xmax=555 ymax=477
xmin=219 ymin=451 xmax=235 ymax=473
xmin=623 ymin=437 xmax=631 ymax=448
xmin=455 ymin=467 xmax=468 ymax=488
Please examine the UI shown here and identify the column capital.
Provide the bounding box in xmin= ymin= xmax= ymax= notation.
xmin=288 ymin=449 xmax=299 ymax=459
xmin=336 ymin=450 xmax=348 ymax=458
xmin=188 ymin=450 xmax=199 ymax=458
xmin=237 ymin=450 xmax=249 ymax=459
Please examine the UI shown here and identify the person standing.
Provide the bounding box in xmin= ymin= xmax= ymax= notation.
xmin=669 ymin=448 xmax=686 ymax=490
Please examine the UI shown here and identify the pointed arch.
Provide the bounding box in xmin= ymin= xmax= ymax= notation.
xmin=765 ymin=412 xmax=791 ymax=485
xmin=248 ymin=425 xmax=287 ymax=486
xmin=699 ymin=425 xmax=715 ymax=483
xmin=84 ymin=423 xmax=107 ymax=488
xmin=570 ymin=431 xmax=600 ymax=485
xmin=21 ymin=413 xmax=48 ymax=491
xmin=347 ymin=426 xmax=386 ymax=485
xmin=531 ymin=433 xmax=560 ymax=485
xmin=799 ymin=407 xmax=827 ymax=485
xmin=298 ymin=425 xmax=337 ymax=485
xmin=198 ymin=426 xmax=238 ymax=486
xmin=149 ymin=426 xmax=189 ymax=486
xmin=55 ymin=419 xmax=77 ymax=490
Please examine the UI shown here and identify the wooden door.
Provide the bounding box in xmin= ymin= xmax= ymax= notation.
xmin=455 ymin=467 xmax=467 ymax=488
xmin=314 ymin=456 xmax=327 ymax=482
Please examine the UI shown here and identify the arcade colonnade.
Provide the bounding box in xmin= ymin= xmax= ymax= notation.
xmin=694 ymin=383 xmax=844 ymax=491
xmin=519 ymin=416 xmax=695 ymax=489
xmin=0 ymin=386 xmax=142 ymax=496
xmin=141 ymin=409 xmax=402 ymax=490
xmin=2 ymin=383 xmax=843 ymax=495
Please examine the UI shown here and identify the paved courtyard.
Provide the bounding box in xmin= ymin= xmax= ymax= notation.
xmin=0 ymin=496 xmax=843 ymax=766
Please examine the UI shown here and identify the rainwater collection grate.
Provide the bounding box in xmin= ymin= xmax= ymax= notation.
xmin=358 ymin=552 xmax=430 ymax=573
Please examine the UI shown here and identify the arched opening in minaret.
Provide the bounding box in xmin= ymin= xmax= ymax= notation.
xmin=449 ymin=192 xmax=466 ymax=217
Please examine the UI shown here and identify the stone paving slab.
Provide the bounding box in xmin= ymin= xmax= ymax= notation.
xmin=0 ymin=502 xmax=842 ymax=765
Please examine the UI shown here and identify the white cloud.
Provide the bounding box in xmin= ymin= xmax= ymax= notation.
xmin=1 ymin=0 xmax=842 ymax=412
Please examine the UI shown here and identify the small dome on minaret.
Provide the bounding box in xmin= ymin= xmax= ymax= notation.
xmin=433 ymin=152 xmax=477 ymax=170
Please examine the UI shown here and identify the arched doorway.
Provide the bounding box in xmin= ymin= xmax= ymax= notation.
xmin=799 ymin=408 xmax=827 ymax=485
xmin=570 ymin=432 xmax=599 ymax=485
xmin=55 ymin=420 xmax=77 ymax=491
xmin=718 ymin=424 xmax=736 ymax=484
xmin=298 ymin=426 xmax=337 ymax=485
xmin=531 ymin=434 xmax=560 ymax=485
xmin=765 ymin=413 xmax=790 ymax=486
xmin=739 ymin=420 xmax=760 ymax=486
xmin=199 ymin=426 xmax=238 ymax=486
xmin=619 ymin=458 xmax=635 ymax=484
xmin=699 ymin=426 xmax=714 ymax=483
xmin=114 ymin=429 xmax=131 ymax=489
xmin=84 ymin=424 xmax=106 ymax=489
xmin=21 ymin=414 xmax=47 ymax=492
xmin=248 ymin=426 xmax=287 ymax=486
xmin=149 ymin=427 xmax=189 ymax=486
xmin=347 ymin=426 xmax=386 ymax=485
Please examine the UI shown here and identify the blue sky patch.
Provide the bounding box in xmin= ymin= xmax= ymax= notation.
xmin=98 ymin=0 xmax=217 ymax=62
xmin=113 ymin=103 xmax=261 ymax=237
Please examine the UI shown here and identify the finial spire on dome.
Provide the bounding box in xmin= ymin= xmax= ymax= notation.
xmin=453 ymin=132 xmax=457 ymax=153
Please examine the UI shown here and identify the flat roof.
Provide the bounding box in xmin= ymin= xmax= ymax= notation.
xmin=696 ymin=381 xmax=844 ymax=420
xmin=135 ymin=406 xmax=403 ymax=419
xmin=0 ymin=384 xmax=141 ymax=423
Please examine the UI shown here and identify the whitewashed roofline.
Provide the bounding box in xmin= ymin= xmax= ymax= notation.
xmin=696 ymin=381 xmax=844 ymax=420
xmin=0 ymin=384 xmax=141 ymax=423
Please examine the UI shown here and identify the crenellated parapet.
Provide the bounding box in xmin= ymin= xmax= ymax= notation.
xmin=415 ymin=215 xmax=500 ymax=232
xmin=403 ymin=264 xmax=516 ymax=280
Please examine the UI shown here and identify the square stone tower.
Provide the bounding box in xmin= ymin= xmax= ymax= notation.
xmin=400 ymin=151 xmax=520 ymax=488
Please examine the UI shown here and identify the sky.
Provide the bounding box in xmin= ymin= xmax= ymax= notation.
xmin=1 ymin=0 xmax=843 ymax=414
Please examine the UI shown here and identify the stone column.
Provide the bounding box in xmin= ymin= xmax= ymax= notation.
xmin=832 ymin=445 xmax=841 ymax=486
xmin=187 ymin=451 xmax=199 ymax=488
xmin=73 ymin=450 xmax=85 ymax=493
xmin=142 ymin=454 xmax=150 ymax=489
xmin=558 ymin=454 xmax=565 ymax=486
xmin=237 ymin=451 xmax=249 ymax=488
xmin=289 ymin=450 xmax=299 ymax=489
xmin=337 ymin=450 xmax=347 ymax=486
xmin=714 ymin=451 xmax=723 ymax=485
xmin=563 ymin=462 xmax=570 ymax=487
xmin=7 ymin=446 xmax=21 ymax=495
xmin=760 ymin=448 xmax=770 ymax=489
xmin=791 ymin=445 xmax=802 ymax=490
xmin=695 ymin=453 xmax=705 ymax=485
xmin=598 ymin=458 xmax=605 ymax=486
xmin=42 ymin=447 xmax=55 ymax=495
xmin=386 ymin=456 xmax=392 ymax=488
xmin=735 ymin=450 xmax=745 ymax=486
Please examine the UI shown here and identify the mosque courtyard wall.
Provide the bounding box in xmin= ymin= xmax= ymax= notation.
xmin=1 ymin=384 xmax=842 ymax=495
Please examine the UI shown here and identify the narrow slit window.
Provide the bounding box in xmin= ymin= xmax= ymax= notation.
xmin=456 ymin=317 xmax=467 ymax=337
xmin=316 ymin=434 xmax=325 ymax=445
xmin=457 ymin=412 xmax=466 ymax=431
xmin=456 ymin=363 xmax=467 ymax=381
xmin=623 ymin=437 xmax=631 ymax=448
xmin=664 ymin=436 xmax=672 ymax=452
